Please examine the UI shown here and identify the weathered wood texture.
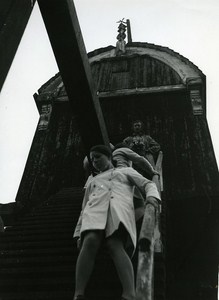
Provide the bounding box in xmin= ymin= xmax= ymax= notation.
xmin=91 ymin=55 xmax=182 ymax=92
xmin=136 ymin=204 xmax=156 ymax=300
xmin=1 ymin=187 xmax=142 ymax=300
xmin=99 ymin=93 xmax=218 ymax=196
xmin=98 ymin=94 xmax=218 ymax=300
xmin=15 ymin=45 xmax=218 ymax=299
xmin=17 ymin=48 xmax=218 ymax=212
xmin=37 ymin=0 xmax=109 ymax=153
xmin=136 ymin=150 xmax=164 ymax=300
xmin=16 ymin=100 xmax=86 ymax=209
xmin=88 ymin=53 xmax=217 ymax=299
xmin=0 ymin=0 xmax=36 ymax=91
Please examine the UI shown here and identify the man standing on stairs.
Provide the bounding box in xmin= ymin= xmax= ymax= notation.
xmin=73 ymin=145 xmax=160 ymax=300
xmin=123 ymin=120 xmax=160 ymax=168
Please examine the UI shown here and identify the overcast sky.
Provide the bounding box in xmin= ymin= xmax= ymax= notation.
xmin=0 ymin=0 xmax=218 ymax=204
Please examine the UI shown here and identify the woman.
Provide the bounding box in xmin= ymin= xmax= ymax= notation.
xmin=73 ymin=145 xmax=160 ymax=300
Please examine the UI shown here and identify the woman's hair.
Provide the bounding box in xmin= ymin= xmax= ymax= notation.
xmin=90 ymin=144 xmax=112 ymax=158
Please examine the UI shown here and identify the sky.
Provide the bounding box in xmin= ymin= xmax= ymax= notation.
xmin=0 ymin=0 xmax=218 ymax=204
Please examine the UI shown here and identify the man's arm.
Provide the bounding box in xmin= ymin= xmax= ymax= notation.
xmin=145 ymin=135 xmax=160 ymax=154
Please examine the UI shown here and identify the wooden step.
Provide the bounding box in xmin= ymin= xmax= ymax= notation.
xmin=0 ymin=186 xmax=166 ymax=300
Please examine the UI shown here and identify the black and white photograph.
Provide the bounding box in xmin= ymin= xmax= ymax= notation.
xmin=0 ymin=1 xmax=218 ymax=300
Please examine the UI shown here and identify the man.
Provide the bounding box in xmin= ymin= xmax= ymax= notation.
xmin=123 ymin=120 xmax=160 ymax=168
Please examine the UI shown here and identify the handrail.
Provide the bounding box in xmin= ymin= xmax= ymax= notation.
xmin=136 ymin=151 xmax=163 ymax=300
xmin=152 ymin=151 xmax=163 ymax=195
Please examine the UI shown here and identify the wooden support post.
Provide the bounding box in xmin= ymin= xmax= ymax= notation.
xmin=152 ymin=151 xmax=163 ymax=194
xmin=136 ymin=204 xmax=156 ymax=300
xmin=0 ymin=0 xmax=36 ymax=92
xmin=136 ymin=151 xmax=163 ymax=300
xmin=37 ymin=0 xmax=109 ymax=153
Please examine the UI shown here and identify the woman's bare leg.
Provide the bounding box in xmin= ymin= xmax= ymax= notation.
xmin=74 ymin=231 xmax=103 ymax=297
xmin=106 ymin=235 xmax=135 ymax=300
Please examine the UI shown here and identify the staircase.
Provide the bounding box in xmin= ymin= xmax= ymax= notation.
xmin=0 ymin=187 xmax=165 ymax=300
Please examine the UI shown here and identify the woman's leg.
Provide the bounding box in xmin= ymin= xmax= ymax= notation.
xmin=106 ymin=234 xmax=136 ymax=300
xmin=74 ymin=231 xmax=103 ymax=297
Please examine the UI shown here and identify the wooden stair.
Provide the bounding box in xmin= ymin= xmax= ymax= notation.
xmin=0 ymin=187 xmax=165 ymax=300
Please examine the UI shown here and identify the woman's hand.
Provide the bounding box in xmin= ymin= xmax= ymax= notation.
xmin=152 ymin=170 xmax=160 ymax=176
xmin=77 ymin=238 xmax=81 ymax=250
xmin=145 ymin=196 xmax=159 ymax=209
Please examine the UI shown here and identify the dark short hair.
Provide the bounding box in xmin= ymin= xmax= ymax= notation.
xmin=131 ymin=120 xmax=145 ymax=131
xmin=90 ymin=145 xmax=112 ymax=158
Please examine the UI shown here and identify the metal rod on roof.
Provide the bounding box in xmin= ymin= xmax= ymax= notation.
xmin=126 ymin=19 xmax=132 ymax=43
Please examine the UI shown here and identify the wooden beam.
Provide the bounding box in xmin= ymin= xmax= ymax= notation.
xmin=0 ymin=0 xmax=36 ymax=92
xmin=37 ymin=0 xmax=109 ymax=153
xmin=98 ymin=84 xmax=186 ymax=99
xmin=136 ymin=203 xmax=156 ymax=300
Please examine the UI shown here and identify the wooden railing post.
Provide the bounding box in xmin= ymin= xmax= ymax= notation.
xmin=136 ymin=151 xmax=163 ymax=300
xmin=136 ymin=204 xmax=156 ymax=300
xmin=152 ymin=151 xmax=163 ymax=194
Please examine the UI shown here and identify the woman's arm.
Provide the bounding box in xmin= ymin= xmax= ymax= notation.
xmin=126 ymin=168 xmax=161 ymax=204
xmin=73 ymin=183 xmax=91 ymax=238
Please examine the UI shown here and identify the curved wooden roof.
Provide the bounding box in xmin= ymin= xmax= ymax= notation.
xmin=88 ymin=42 xmax=205 ymax=85
xmin=35 ymin=42 xmax=206 ymax=116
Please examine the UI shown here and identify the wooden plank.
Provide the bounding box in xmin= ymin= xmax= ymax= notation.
xmin=0 ymin=0 xmax=36 ymax=92
xmin=98 ymin=84 xmax=186 ymax=98
xmin=37 ymin=0 xmax=109 ymax=153
xmin=136 ymin=152 xmax=163 ymax=300
xmin=152 ymin=151 xmax=163 ymax=194
xmin=136 ymin=204 xmax=156 ymax=300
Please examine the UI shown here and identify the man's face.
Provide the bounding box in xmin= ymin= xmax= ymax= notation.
xmin=133 ymin=122 xmax=142 ymax=134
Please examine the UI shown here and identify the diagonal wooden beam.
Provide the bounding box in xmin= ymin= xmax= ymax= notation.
xmin=37 ymin=0 xmax=109 ymax=153
xmin=0 ymin=0 xmax=36 ymax=92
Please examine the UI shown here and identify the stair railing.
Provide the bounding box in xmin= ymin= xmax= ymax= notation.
xmin=136 ymin=151 xmax=163 ymax=300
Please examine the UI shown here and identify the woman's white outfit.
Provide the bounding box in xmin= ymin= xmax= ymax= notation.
xmin=74 ymin=167 xmax=160 ymax=253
